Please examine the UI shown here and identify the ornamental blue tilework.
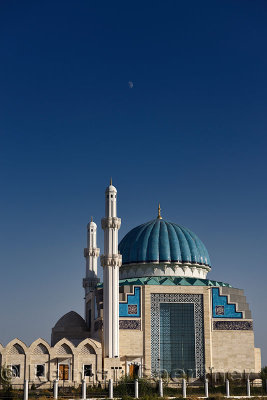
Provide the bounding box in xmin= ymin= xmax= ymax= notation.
xmin=118 ymin=219 xmax=211 ymax=266
xmin=151 ymin=293 xmax=205 ymax=378
xmin=212 ymin=288 xmax=242 ymax=318
xmin=119 ymin=287 xmax=140 ymax=317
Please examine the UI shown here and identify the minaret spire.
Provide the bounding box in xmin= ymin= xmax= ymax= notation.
xmin=101 ymin=180 xmax=122 ymax=358
xmin=157 ymin=203 xmax=162 ymax=219
xmin=83 ymin=217 xmax=100 ymax=294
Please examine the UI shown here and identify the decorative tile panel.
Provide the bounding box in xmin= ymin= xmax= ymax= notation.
xmin=212 ymin=288 xmax=242 ymax=318
xmin=119 ymin=287 xmax=140 ymax=317
xmin=213 ymin=321 xmax=253 ymax=330
xmin=151 ymin=293 xmax=205 ymax=378
xmin=94 ymin=318 xmax=141 ymax=330
xmin=119 ymin=320 xmax=141 ymax=330
xmin=215 ymin=305 xmax=225 ymax=315
xmin=97 ymin=277 xmax=232 ymax=288
xmin=128 ymin=304 xmax=138 ymax=314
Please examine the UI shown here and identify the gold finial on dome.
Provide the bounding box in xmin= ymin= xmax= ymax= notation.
xmin=157 ymin=203 xmax=162 ymax=219
xmin=91 ymin=216 xmax=93 ymax=222
xmin=110 ymin=177 xmax=112 ymax=185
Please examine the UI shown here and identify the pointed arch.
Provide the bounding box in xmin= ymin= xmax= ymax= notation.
xmin=6 ymin=338 xmax=27 ymax=355
xmin=29 ymin=338 xmax=51 ymax=356
xmin=76 ymin=338 xmax=102 ymax=355
xmin=53 ymin=338 xmax=75 ymax=355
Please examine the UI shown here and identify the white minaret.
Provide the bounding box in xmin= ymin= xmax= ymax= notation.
xmin=83 ymin=217 xmax=100 ymax=296
xmin=101 ymin=179 xmax=122 ymax=358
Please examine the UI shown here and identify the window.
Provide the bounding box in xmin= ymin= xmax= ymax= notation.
xmin=12 ymin=365 xmax=20 ymax=378
xmin=36 ymin=364 xmax=45 ymax=377
xmin=84 ymin=364 xmax=93 ymax=377
xmin=160 ymin=303 xmax=196 ymax=377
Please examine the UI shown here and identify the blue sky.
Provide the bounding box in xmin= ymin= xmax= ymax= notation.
xmin=0 ymin=1 xmax=267 ymax=365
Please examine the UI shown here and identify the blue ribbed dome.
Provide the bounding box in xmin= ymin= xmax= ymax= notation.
xmin=118 ymin=219 xmax=211 ymax=266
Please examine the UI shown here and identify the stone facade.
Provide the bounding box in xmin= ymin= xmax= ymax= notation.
xmin=89 ymin=283 xmax=260 ymax=379
xmin=0 ymin=338 xmax=102 ymax=387
xmin=0 ymin=283 xmax=260 ymax=385
xmin=0 ymin=183 xmax=261 ymax=385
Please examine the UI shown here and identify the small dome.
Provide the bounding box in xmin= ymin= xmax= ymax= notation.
xmin=54 ymin=311 xmax=87 ymax=329
xmin=118 ymin=219 xmax=211 ymax=266
xmin=106 ymin=184 xmax=117 ymax=193
xmin=105 ymin=178 xmax=117 ymax=193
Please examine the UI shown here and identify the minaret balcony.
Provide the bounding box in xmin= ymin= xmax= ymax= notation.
xmin=100 ymin=254 xmax=122 ymax=267
xmin=83 ymin=277 xmax=100 ymax=289
xmin=84 ymin=248 xmax=100 ymax=257
xmin=101 ymin=217 xmax=121 ymax=230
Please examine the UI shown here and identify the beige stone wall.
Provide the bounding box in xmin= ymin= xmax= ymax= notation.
xmin=0 ymin=338 xmax=102 ymax=387
xmin=119 ymin=329 xmax=143 ymax=357
xmin=29 ymin=354 xmax=50 ymax=382
xmin=211 ymin=330 xmax=256 ymax=372
xmin=76 ymin=354 xmax=98 ymax=383
xmin=254 ymin=347 xmax=261 ymax=373
xmin=103 ymin=357 xmax=123 ymax=380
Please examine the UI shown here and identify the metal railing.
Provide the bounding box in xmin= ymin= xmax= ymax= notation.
xmin=1 ymin=377 xmax=267 ymax=399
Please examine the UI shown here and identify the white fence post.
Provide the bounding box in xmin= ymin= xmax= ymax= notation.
xmin=109 ymin=378 xmax=113 ymax=399
xmin=53 ymin=379 xmax=58 ymax=399
xmin=82 ymin=379 xmax=86 ymax=399
xmin=247 ymin=378 xmax=251 ymax=397
xmin=23 ymin=379 xmax=28 ymax=400
xmin=182 ymin=378 xmax=186 ymax=398
xmin=205 ymin=378 xmax=209 ymax=398
xmin=226 ymin=379 xmax=230 ymax=398
xmin=159 ymin=378 xmax=163 ymax=398
xmin=135 ymin=379 xmax=139 ymax=398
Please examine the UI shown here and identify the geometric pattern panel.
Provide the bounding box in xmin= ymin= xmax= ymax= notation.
xmin=33 ymin=344 xmax=49 ymax=355
xmin=80 ymin=344 xmax=95 ymax=355
xmin=94 ymin=319 xmax=141 ymax=330
xmin=128 ymin=304 xmax=138 ymax=314
xmin=56 ymin=343 xmax=72 ymax=355
xmin=8 ymin=344 xmax=25 ymax=355
xmin=213 ymin=321 xmax=253 ymax=330
xmin=119 ymin=320 xmax=141 ymax=330
xmin=212 ymin=288 xmax=242 ymax=318
xmin=215 ymin=306 xmax=225 ymax=315
xmin=119 ymin=287 xmax=140 ymax=317
xmin=151 ymin=293 xmax=205 ymax=378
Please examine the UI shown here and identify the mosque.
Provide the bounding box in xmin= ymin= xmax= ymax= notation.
xmin=0 ymin=182 xmax=261 ymax=386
